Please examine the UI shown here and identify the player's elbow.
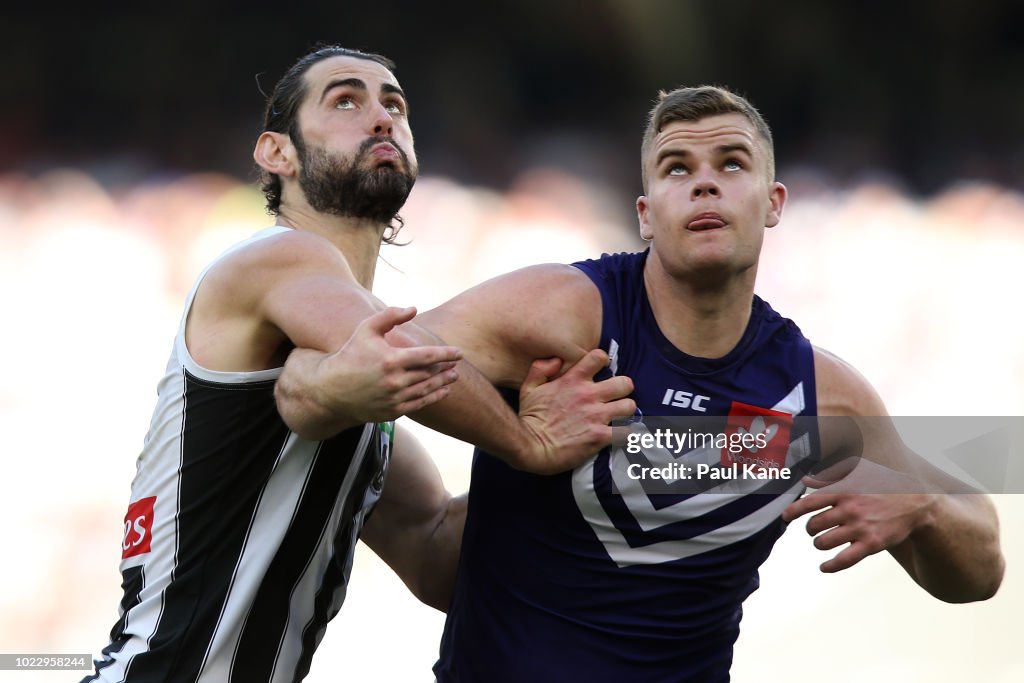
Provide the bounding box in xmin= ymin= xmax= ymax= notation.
xmin=275 ymin=381 xmax=312 ymax=436
xmin=274 ymin=380 xmax=340 ymax=441
xmin=975 ymin=561 xmax=1006 ymax=602
xmin=394 ymin=541 xmax=456 ymax=613
xmin=949 ymin=509 xmax=1007 ymax=603
xmin=410 ymin=576 xmax=454 ymax=613
xmin=958 ymin=553 xmax=1005 ymax=603
xmin=930 ymin=548 xmax=1005 ymax=604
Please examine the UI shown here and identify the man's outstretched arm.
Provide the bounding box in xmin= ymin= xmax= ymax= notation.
xmin=275 ymin=263 xmax=629 ymax=475
xmin=782 ymin=348 xmax=1004 ymax=603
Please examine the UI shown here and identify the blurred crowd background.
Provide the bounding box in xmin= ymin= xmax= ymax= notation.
xmin=1 ymin=2 xmax=1022 ymax=681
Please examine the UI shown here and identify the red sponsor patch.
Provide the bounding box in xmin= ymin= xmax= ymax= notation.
xmin=721 ymin=401 xmax=792 ymax=469
xmin=122 ymin=496 xmax=156 ymax=559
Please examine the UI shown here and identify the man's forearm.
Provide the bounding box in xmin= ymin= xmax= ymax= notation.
xmin=276 ymin=316 xmax=633 ymax=474
xmin=385 ymin=319 xmax=550 ymax=468
xmin=408 ymin=357 xmax=538 ymax=467
xmin=409 ymin=349 xmax=633 ymax=475
xmin=277 ymin=342 xmax=539 ymax=462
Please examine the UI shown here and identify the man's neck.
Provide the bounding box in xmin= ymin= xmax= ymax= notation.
xmin=276 ymin=206 xmax=386 ymax=290
xmin=643 ymin=257 xmax=757 ymax=360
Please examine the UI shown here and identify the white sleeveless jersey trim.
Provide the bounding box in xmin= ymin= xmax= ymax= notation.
xmin=173 ymin=224 xmax=291 ymax=385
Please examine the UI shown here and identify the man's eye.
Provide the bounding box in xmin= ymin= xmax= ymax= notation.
xmin=384 ymin=102 xmax=405 ymax=115
xmin=724 ymin=159 xmax=743 ymax=171
xmin=668 ymin=164 xmax=687 ymax=176
xmin=335 ymin=97 xmax=355 ymax=110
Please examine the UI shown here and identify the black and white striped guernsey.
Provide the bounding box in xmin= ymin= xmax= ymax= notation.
xmin=84 ymin=227 xmax=392 ymax=683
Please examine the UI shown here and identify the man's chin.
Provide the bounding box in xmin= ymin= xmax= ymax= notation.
xmin=367 ymin=159 xmax=398 ymax=172
xmin=372 ymin=165 xmax=419 ymax=189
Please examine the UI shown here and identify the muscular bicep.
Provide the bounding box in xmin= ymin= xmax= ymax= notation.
xmin=415 ymin=264 xmax=603 ymax=387
xmin=813 ymin=347 xmax=894 ymax=463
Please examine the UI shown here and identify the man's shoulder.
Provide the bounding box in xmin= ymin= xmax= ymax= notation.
xmin=204 ymin=226 xmax=353 ymax=286
xmin=570 ymin=251 xmax=648 ymax=306
xmin=751 ymin=295 xmax=807 ymax=340
xmin=812 ymin=346 xmax=887 ymax=417
xmin=225 ymin=225 xmax=336 ymax=263
xmin=571 ymin=250 xmax=647 ymax=277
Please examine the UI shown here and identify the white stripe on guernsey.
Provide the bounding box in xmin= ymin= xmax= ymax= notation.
xmin=573 ymin=473 xmax=803 ymax=567
xmin=773 ymin=382 xmax=805 ymax=415
xmin=608 ymin=381 xmax=808 ymax=530
xmin=92 ymin=564 xmax=151 ymax=683
xmin=101 ymin=370 xmax=194 ymax=683
xmin=192 ymin=428 xmax=353 ymax=682
xmin=608 ymin=434 xmax=813 ymax=532
xmin=572 ymin=384 xmax=809 ymax=568
xmin=269 ymin=425 xmax=375 ymax=683
xmin=194 ymin=431 xmax=308 ymax=681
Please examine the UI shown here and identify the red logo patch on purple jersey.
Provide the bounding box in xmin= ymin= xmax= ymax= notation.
xmin=721 ymin=401 xmax=792 ymax=470
xmin=122 ymin=496 xmax=156 ymax=559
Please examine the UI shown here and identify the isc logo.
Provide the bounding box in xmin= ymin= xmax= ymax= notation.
xmin=122 ymin=496 xmax=156 ymax=559
xmin=660 ymin=388 xmax=710 ymax=412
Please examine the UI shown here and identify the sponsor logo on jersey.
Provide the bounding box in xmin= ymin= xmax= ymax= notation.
xmin=660 ymin=388 xmax=711 ymax=412
xmin=122 ymin=496 xmax=156 ymax=559
xmin=721 ymin=401 xmax=792 ymax=469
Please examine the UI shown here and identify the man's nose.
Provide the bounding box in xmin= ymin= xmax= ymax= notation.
xmin=691 ymin=169 xmax=720 ymax=200
xmin=369 ymin=102 xmax=394 ymax=137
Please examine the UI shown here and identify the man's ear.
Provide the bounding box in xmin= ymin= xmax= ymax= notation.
xmin=253 ymin=131 xmax=297 ymax=178
xmin=637 ymin=195 xmax=654 ymax=241
xmin=765 ymin=181 xmax=787 ymax=229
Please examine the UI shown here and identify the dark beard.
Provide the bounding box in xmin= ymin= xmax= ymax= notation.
xmin=297 ymin=136 xmax=417 ymax=224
